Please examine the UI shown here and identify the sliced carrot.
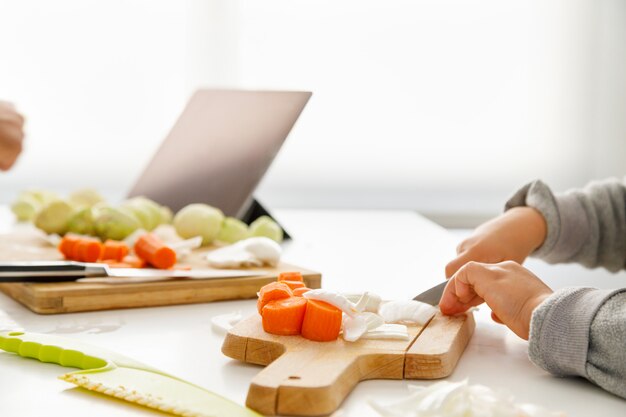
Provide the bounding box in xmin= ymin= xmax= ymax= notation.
xmin=122 ymin=255 xmax=147 ymax=268
xmin=278 ymin=272 xmax=303 ymax=282
xmin=257 ymin=282 xmax=293 ymax=314
xmin=261 ymin=296 xmax=307 ymax=336
xmin=301 ymin=299 xmax=342 ymax=342
xmin=105 ymin=262 xmax=134 ymax=268
xmin=58 ymin=235 xmax=81 ymax=260
xmin=75 ymin=239 xmax=103 ymax=263
xmin=101 ymin=239 xmax=130 ymax=262
xmin=292 ymin=287 xmax=312 ymax=297
xmin=281 ymin=280 xmax=305 ymax=291
xmin=134 ymin=233 xmax=177 ymax=269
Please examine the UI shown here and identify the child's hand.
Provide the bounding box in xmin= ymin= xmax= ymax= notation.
xmin=439 ymin=260 xmax=553 ymax=339
xmin=445 ymin=207 xmax=547 ymax=278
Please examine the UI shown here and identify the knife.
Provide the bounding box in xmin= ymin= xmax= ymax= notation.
xmin=0 ymin=331 xmax=261 ymax=417
xmin=0 ymin=261 xmax=264 ymax=284
xmin=412 ymin=281 xmax=448 ymax=306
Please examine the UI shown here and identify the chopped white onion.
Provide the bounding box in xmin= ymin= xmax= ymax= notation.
xmin=211 ymin=311 xmax=243 ymax=334
xmin=361 ymin=323 xmax=409 ymax=341
xmin=303 ymin=289 xmax=358 ymax=317
xmin=207 ymin=237 xmax=281 ymax=268
xmin=369 ymin=379 xmax=565 ymax=417
xmin=378 ymin=300 xmax=438 ymax=325
xmin=344 ymin=292 xmax=382 ymax=313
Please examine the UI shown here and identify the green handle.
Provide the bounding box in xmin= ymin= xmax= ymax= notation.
xmin=0 ymin=331 xmax=155 ymax=372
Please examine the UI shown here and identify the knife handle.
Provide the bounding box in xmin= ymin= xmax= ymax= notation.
xmin=0 ymin=331 xmax=157 ymax=371
xmin=0 ymin=331 xmax=107 ymax=370
xmin=0 ymin=261 xmax=106 ymax=282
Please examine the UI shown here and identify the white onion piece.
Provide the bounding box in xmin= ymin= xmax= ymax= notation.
xmin=361 ymin=324 xmax=409 ymax=341
xmin=207 ymin=237 xmax=281 ymax=268
xmin=239 ymin=237 xmax=282 ymax=266
xmin=344 ymin=292 xmax=382 ymax=313
xmin=169 ymin=236 xmax=203 ymax=259
xmin=211 ymin=311 xmax=242 ymax=334
xmin=303 ymin=289 xmax=358 ymax=317
xmin=343 ymin=315 xmax=368 ymax=342
xmin=378 ymin=300 xmax=437 ymax=325
xmin=369 ymin=379 xmax=565 ymax=417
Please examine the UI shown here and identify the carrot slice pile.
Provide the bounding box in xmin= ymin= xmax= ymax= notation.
xmin=58 ymin=235 xmax=103 ymax=262
xmin=301 ymin=299 xmax=342 ymax=342
xmin=281 ymin=280 xmax=305 ymax=291
xmin=292 ymin=287 xmax=312 ymax=297
xmin=261 ymin=296 xmax=308 ymax=335
xmin=133 ymin=233 xmax=177 ymax=269
xmin=101 ymin=240 xmax=130 ymax=262
xmin=257 ymin=282 xmax=293 ymax=313
xmin=278 ymin=271 xmax=303 ymax=282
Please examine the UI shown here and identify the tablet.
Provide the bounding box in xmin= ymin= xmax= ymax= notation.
xmin=127 ymin=89 xmax=311 ymax=218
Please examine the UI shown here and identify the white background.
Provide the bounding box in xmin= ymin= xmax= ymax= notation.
xmin=1 ymin=0 xmax=625 ymax=226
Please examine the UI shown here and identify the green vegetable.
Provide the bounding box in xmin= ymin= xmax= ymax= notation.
xmin=248 ymin=215 xmax=283 ymax=243
xmin=123 ymin=197 xmax=170 ymax=230
xmin=11 ymin=195 xmax=42 ymax=221
xmin=94 ymin=206 xmax=141 ymax=240
xmin=67 ymin=207 xmax=96 ymax=235
xmin=217 ymin=217 xmax=248 ymax=244
xmin=34 ymin=200 xmax=74 ymax=235
xmin=68 ymin=188 xmax=105 ymax=208
xmin=173 ymin=203 xmax=224 ymax=245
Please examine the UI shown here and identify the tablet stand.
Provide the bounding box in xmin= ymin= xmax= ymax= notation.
xmin=240 ymin=198 xmax=291 ymax=240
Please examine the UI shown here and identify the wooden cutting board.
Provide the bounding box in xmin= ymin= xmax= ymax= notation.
xmin=222 ymin=311 xmax=475 ymax=416
xmin=0 ymin=229 xmax=320 ymax=314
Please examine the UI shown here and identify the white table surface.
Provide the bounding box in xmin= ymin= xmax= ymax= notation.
xmin=1 ymin=207 xmax=625 ymax=416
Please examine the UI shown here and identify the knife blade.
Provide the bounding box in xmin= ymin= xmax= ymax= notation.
xmin=0 ymin=261 xmax=264 ymax=283
xmin=0 ymin=331 xmax=261 ymax=417
xmin=412 ymin=281 xmax=448 ymax=306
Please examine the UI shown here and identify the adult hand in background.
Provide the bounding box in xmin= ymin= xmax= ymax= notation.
xmin=439 ymin=260 xmax=553 ymax=339
xmin=445 ymin=207 xmax=548 ymax=278
xmin=0 ymin=101 xmax=25 ymax=171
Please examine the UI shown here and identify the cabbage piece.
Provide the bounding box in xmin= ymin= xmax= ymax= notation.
xmin=68 ymin=188 xmax=105 ymax=208
xmin=174 ymin=203 xmax=224 ymax=245
xmin=248 ymin=215 xmax=283 ymax=243
xmin=11 ymin=194 xmax=42 ymax=221
xmin=217 ymin=217 xmax=248 ymax=244
xmin=34 ymin=200 xmax=74 ymax=235
xmin=94 ymin=206 xmax=141 ymax=240
xmin=67 ymin=207 xmax=96 ymax=235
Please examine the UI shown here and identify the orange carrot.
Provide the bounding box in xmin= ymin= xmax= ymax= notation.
xmin=278 ymin=272 xmax=303 ymax=282
xmin=292 ymin=287 xmax=312 ymax=297
xmin=104 ymin=262 xmax=134 ymax=268
xmin=301 ymin=299 xmax=342 ymax=342
xmin=261 ymin=296 xmax=307 ymax=336
xmin=281 ymin=280 xmax=305 ymax=291
xmin=74 ymin=239 xmax=103 ymax=263
xmin=257 ymin=282 xmax=293 ymax=313
xmin=58 ymin=235 xmax=81 ymax=260
xmin=121 ymin=255 xmax=147 ymax=268
xmin=101 ymin=240 xmax=129 ymax=262
xmin=133 ymin=233 xmax=177 ymax=269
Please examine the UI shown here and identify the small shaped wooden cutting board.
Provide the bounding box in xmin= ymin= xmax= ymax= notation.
xmin=222 ymin=311 xmax=475 ymax=416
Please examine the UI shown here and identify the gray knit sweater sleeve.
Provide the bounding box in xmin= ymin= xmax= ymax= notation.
xmin=529 ymin=288 xmax=626 ymax=398
xmin=505 ymin=178 xmax=626 ymax=271
xmin=506 ymin=179 xmax=626 ymax=398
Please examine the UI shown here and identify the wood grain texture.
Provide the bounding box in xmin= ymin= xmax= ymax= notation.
xmin=222 ymin=311 xmax=474 ymax=416
xmin=0 ymin=229 xmax=321 ymax=314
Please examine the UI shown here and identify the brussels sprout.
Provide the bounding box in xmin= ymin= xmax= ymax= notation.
xmin=69 ymin=188 xmax=105 ymax=208
xmin=173 ymin=203 xmax=224 ymax=245
xmin=160 ymin=206 xmax=173 ymax=224
xmin=123 ymin=197 xmax=169 ymax=229
xmin=11 ymin=194 xmax=42 ymax=221
xmin=67 ymin=207 xmax=96 ymax=235
xmin=217 ymin=217 xmax=249 ymax=244
xmin=94 ymin=206 xmax=141 ymax=240
xmin=34 ymin=200 xmax=74 ymax=235
xmin=248 ymin=215 xmax=283 ymax=243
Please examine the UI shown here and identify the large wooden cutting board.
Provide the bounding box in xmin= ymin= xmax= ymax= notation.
xmin=0 ymin=230 xmax=320 ymax=314
xmin=222 ymin=311 xmax=475 ymax=416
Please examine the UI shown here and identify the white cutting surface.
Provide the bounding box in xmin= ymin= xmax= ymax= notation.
xmin=0 ymin=207 xmax=625 ymax=416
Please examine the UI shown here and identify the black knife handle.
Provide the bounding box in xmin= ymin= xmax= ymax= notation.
xmin=0 ymin=261 xmax=96 ymax=283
